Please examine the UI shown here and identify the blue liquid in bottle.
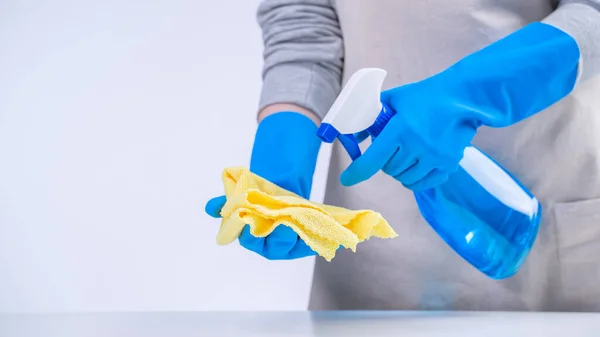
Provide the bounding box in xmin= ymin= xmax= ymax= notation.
xmin=414 ymin=151 xmax=542 ymax=279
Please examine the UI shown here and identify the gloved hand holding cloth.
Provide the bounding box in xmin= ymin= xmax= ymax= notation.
xmin=206 ymin=112 xmax=397 ymax=261
xmin=341 ymin=21 xmax=583 ymax=191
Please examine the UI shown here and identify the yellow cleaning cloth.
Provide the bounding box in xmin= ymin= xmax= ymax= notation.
xmin=216 ymin=167 xmax=398 ymax=261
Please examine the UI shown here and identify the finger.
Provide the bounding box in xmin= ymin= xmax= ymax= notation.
xmin=238 ymin=225 xmax=267 ymax=255
xmin=205 ymin=195 xmax=227 ymax=218
xmin=394 ymin=160 xmax=432 ymax=187
xmin=340 ymin=135 xmax=399 ymax=187
xmin=381 ymin=147 xmax=417 ymax=178
xmin=286 ymin=238 xmax=318 ymax=259
xmin=263 ymin=225 xmax=300 ymax=259
xmin=404 ymin=169 xmax=449 ymax=192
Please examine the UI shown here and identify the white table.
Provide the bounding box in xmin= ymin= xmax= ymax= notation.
xmin=1 ymin=311 xmax=599 ymax=337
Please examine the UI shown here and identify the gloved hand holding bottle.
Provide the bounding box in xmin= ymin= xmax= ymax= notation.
xmin=340 ymin=22 xmax=580 ymax=191
xmin=205 ymin=110 xmax=322 ymax=260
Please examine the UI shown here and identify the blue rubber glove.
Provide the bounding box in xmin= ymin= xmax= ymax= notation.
xmin=340 ymin=22 xmax=580 ymax=191
xmin=205 ymin=112 xmax=322 ymax=260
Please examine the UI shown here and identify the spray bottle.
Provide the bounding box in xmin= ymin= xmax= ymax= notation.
xmin=317 ymin=68 xmax=542 ymax=279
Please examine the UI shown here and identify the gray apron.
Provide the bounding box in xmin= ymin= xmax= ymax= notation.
xmin=309 ymin=0 xmax=600 ymax=311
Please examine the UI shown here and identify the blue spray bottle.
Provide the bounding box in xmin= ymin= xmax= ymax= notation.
xmin=317 ymin=68 xmax=542 ymax=279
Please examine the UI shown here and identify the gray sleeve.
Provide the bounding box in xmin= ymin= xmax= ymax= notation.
xmin=256 ymin=0 xmax=344 ymax=119
xmin=543 ymin=0 xmax=600 ymax=84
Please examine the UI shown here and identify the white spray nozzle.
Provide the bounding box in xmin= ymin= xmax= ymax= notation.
xmin=321 ymin=68 xmax=387 ymax=135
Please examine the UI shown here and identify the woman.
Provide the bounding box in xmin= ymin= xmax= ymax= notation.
xmin=207 ymin=0 xmax=600 ymax=311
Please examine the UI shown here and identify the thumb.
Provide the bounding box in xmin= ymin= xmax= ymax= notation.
xmin=205 ymin=195 xmax=227 ymax=218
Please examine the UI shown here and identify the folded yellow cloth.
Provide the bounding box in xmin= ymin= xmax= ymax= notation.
xmin=216 ymin=167 xmax=398 ymax=261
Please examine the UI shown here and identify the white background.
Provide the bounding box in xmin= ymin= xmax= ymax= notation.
xmin=0 ymin=0 xmax=332 ymax=313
